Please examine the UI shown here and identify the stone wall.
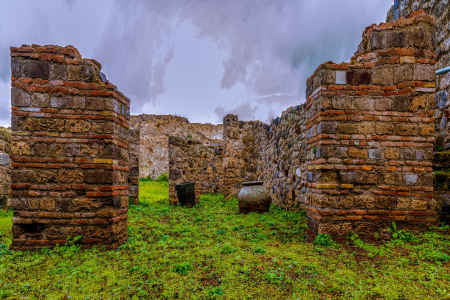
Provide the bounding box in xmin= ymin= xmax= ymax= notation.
xmin=128 ymin=126 xmax=140 ymax=204
xmin=168 ymin=136 xmax=224 ymax=204
xmin=131 ymin=114 xmax=222 ymax=179
xmin=0 ymin=127 xmax=10 ymax=208
xmin=222 ymin=115 xmax=268 ymax=196
xmin=10 ymin=44 xmax=130 ymax=250
xmin=304 ymin=11 xmax=438 ymax=237
xmin=258 ymin=106 xmax=307 ymax=209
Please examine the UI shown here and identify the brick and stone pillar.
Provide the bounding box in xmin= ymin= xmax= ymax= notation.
xmin=10 ymin=44 xmax=130 ymax=250
xmin=0 ymin=127 xmax=10 ymax=208
xmin=305 ymin=11 xmax=438 ymax=238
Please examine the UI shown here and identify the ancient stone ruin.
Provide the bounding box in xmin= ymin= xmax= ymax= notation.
xmin=4 ymin=0 xmax=449 ymax=249
xmin=10 ymin=45 xmax=130 ymax=249
xmin=304 ymin=11 xmax=438 ymax=236
xmin=168 ymin=9 xmax=449 ymax=238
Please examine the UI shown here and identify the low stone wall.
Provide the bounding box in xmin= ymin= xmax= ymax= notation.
xmin=168 ymin=136 xmax=224 ymax=204
xmin=10 ymin=44 xmax=130 ymax=250
xmin=0 ymin=127 xmax=10 ymax=208
xmin=131 ymin=114 xmax=223 ymax=179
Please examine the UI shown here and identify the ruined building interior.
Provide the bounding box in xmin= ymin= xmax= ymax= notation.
xmin=0 ymin=0 xmax=448 ymax=249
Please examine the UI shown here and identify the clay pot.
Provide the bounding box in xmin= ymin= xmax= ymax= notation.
xmin=238 ymin=181 xmax=271 ymax=214
xmin=175 ymin=182 xmax=196 ymax=207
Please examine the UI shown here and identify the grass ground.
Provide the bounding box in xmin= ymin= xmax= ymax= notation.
xmin=0 ymin=180 xmax=449 ymax=299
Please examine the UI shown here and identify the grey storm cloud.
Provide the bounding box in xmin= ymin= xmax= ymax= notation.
xmin=0 ymin=0 xmax=392 ymax=126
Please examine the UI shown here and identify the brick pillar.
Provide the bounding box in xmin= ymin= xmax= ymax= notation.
xmin=129 ymin=126 xmax=140 ymax=204
xmin=10 ymin=45 xmax=130 ymax=250
xmin=305 ymin=11 xmax=438 ymax=238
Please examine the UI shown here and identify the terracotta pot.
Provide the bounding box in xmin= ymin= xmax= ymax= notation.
xmin=238 ymin=181 xmax=271 ymax=214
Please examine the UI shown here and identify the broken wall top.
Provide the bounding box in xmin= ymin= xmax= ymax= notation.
xmin=11 ymin=44 xmax=130 ymax=125
xmin=306 ymin=11 xmax=437 ymax=102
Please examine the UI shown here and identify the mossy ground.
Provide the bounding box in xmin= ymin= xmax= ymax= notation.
xmin=0 ymin=180 xmax=449 ymax=299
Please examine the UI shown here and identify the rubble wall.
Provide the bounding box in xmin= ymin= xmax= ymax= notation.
xmin=0 ymin=127 xmax=10 ymax=208
xmin=131 ymin=114 xmax=222 ymax=179
xmin=10 ymin=44 xmax=130 ymax=250
xmin=128 ymin=126 xmax=140 ymax=204
xmin=258 ymin=106 xmax=308 ymax=209
xmin=168 ymin=136 xmax=224 ymax=204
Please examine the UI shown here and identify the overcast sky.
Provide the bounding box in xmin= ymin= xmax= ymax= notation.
xmin=0 ymin=0 xmax=392 ymax=126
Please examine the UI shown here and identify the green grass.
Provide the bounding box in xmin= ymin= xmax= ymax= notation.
xmin=0 ymin=180 xmax=448 ymax=299
xmin=139 ymin=178 xmax=169 ymax=203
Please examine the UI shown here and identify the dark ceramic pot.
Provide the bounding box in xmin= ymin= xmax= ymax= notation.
xmin=238 ymin=181 xmax=271 ymax=214
xmin=175 ymin=182 xmax=196 ymax=207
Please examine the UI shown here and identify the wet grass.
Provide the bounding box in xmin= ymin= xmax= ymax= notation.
xmin=0 ymin=180 xmax=448 ymax=299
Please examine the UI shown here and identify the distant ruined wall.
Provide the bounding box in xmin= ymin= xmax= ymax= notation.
xmin=168 ymin=114 xmax=268 ymax=204
xmin=168 ymin=136 xmax=224 ymax=204
xmin=10 ymin=44 xmax=130 ymax=250
xmin=221 ymin=109 xmax=309 ymax=208
xmin=0 ymin=127 xmax=10 ymax=208
xmin=131 ymin=114 xmax=222 ymax=179
xmin=128 ymin=126 xmax=140 ymax=204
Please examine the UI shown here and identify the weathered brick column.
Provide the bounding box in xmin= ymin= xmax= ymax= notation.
xmin=0 ymin=127 xmax=10 ymax=208
xmin=10 ymin=45 xmax=130 ymax=249
xmin=305 ymin=11 xmax=438 ymax=237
